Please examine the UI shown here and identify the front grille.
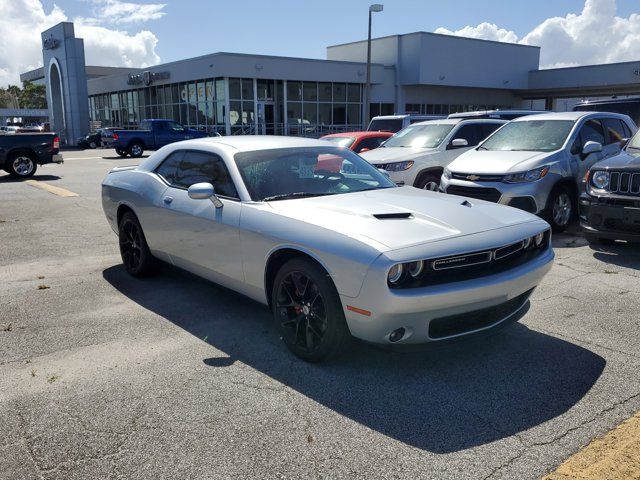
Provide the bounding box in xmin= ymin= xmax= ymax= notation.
xmin=451 ymin=172 xmax=504 ymax=182
xmin=446 ymin=185 xmax=502 ymax=203
xmin=428 ymin=289 xmax=534 ymax=339
xmin=609 ymin=171 xmax=640 ymax=196
xmin=393 ymin=231 xmax=551 ymax=289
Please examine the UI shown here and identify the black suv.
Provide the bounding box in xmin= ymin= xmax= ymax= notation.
xmin=580 ymin=133 xmax=640 ymax=244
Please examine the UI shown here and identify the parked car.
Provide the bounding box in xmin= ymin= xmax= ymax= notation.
xmin=77 ymin=131 xmax=103 ymax=149
xmin=574 ymin=97 xmax=640 ymax=127
xmin=102 ymin=136 xmax=553 ymax=362
xmin=448 ymin=110 xmax=547 ymax=120
xmin=320 ymin=131 xmax=393 ymax=153
xmin=367 ymin=114 xmax=444 ymax=133
xmin=112 ymin=119 xmax=207 ymax=158
xmin=0 ymin=133 xmax=62 ymax=177
xmin=580 ymin=130 xmax=640 ymax=244
xmin=0 ymin=126 xmax=20 ymax=134
xmin=440 ymin=112 xmax=637 ymax=231
xmin=360 ymin=118 xmax=506 ymax=190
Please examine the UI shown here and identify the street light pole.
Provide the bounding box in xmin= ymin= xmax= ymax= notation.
xmin=364 ymin=4 xmax=383 ymax=130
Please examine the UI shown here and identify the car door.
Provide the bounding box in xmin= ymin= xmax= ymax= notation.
xmin=441 ymin=123 xmax=482 ymax=165
xmin=568 ymin=118 xmax=610 ymax=182
xmin=156 ymin=121 xmax=190 ymax=148
xmin=150 ymin=149 xmax=244 ymax=283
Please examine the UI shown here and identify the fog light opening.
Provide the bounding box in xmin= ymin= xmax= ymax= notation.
xmin=389 ymin=327 xmax=406 ymax=343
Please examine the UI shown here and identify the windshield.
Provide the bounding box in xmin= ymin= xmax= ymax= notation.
xmin=383 ymin=124 xmax=454 ymax=149
xmin=322 ymin=136 xmax=356 ymax=148
xmin=480 ymin=120 xmax=574 ymax=152
xmin=235 ymin=146 xmax=395 ymax=201
xmin=368 ymin=119 xmax=403 ymax=132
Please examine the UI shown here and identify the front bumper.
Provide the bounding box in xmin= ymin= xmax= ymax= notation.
xmin=580 ymin=194 xmax=640 ymax=241
xmin=440 ymin=174 xmax=557 ymax=214
xmin=341 ymin=243 xmax=554 ymax=345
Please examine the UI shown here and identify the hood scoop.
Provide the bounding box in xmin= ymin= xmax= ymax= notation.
xmin=373 ymin=212 xmax=413 ymax=220
xmin=461 ymin=200 xmax=473 ymax=208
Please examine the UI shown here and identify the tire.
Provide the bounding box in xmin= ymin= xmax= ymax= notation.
xmin=128 ymin=142 xmax=144 ymax=158
xmin=118 ymin=211 xmax=157 ymax=277
xmin=415 ymin=172 xmax=442 ymax=191
xmin=584 ymin=233 xmax=616 ymax=245
xmin=544 ymin=185 xmax=575 ymax=233
xmin=8 ymin=153 xmax=37 ymax=178
xmin=89 ymin=141 xmax=97 ymax=149
xmin=116 ymin=148 xmax=128 ymax=157
xmin=272 ymin=258 xmax=352 ymax=362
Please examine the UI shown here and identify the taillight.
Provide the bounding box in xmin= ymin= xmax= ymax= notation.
xmin=113 ymin=132 xmax=119 ymax=141
xmin=53 ymin=136 xmax=60 ymax=149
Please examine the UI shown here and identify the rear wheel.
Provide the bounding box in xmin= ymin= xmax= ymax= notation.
xmin=8 ymin=153 xmax=37 ymax=178
xmin=118 ymin=212 xmax=157 ymax=277
xmin=545 ymin=185 xmax=574 ymax=232
xmin=272 ymin=258 xmax=351 ymax=362
xmin=415 ymin=172 xmax=441 ymax=191
xmin=128 ymin=142 xmax=144 ymax=158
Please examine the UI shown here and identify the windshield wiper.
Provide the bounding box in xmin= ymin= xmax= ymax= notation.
xmin=262 ymin=192 xmax=334 ymax=202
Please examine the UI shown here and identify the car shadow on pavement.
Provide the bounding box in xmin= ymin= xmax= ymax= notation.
xmin=103 ymin=264 xmax=605 ymax=454
xmin=0 ymin=174 xmax=61 ymax=183
xmin=591 ymin=242 xmax=640 ymax=270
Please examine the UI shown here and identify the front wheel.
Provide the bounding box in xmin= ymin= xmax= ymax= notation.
xmin=415 ymin=172 xmax=442 ymax=191
xmin=118 ymin=212 xmax=157 ymax=277
xmin=545 ymin=185 xmax=575 ymax=232
xmin=272 ymin=258 xmax=351 ymax=362
xmin=128 ymin=142 xmax=144 ymax=158
xmin=8 ymin=153 xmax=37 ymax=178
xmin=89 ymin=141 xmax=97 ymax=149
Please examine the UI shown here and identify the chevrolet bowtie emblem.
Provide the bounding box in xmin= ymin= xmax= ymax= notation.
xmin=466 ymin=175 xmax=480 ymax=181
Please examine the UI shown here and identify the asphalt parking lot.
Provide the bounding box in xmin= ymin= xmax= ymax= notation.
xmin=1 ymin=149 xmax=640 ymax=480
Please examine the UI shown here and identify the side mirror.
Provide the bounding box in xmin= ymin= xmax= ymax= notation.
xmin=187 ymin=182 xmax=223 ymax=208
xmin=359 ymin=147 xmax=371 ymax=153
xmin=448 ymin=138 xmax=469 ymax=150
xmin=582 ymin=141 xmax=602 ymax=157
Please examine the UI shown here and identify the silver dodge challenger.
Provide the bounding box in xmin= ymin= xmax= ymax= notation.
xmin=102 ymin=136 xmax=554 ymax=361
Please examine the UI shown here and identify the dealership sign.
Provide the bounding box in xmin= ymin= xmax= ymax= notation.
xmin=43 ymin=36 xmax=59 ymax=50
xmin=127 ymin=71 xmax=170 ymax=86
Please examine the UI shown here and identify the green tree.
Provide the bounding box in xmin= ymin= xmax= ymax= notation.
xmin=19 ymin=81 xmax=47 ymax=109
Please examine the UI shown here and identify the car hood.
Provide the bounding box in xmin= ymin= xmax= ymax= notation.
xmin=360 ymin=147 xmax=438 ymax=164
xmin=449 ymin=149 xmax=556 ymax=174
xmin=267 ymin=186 xmax=539 ymax=251
xmin=592 ymin=150 xmax=640 ymax=170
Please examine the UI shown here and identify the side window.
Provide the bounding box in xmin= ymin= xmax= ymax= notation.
xmin=622 ymin=121 xmax=633 ymax=139
xmin=174 ymin=151 xmax=239 ymax=198
xmin=154 ymin=151 xmax=184 ymax=185
xmin=452 ymin=124 xmax=483 ymax=146
xmin=355 ymin=137 xmax=384 ymax=152
xmin=602 ymin=118 xmax=626 ymax=145
xmin=481 ymin=123 xmax=502 ymax=139
xmin=579 ymin=119 xmax=605 ymax=146
xmin=166 ymin=122 xmax=185 ymax=132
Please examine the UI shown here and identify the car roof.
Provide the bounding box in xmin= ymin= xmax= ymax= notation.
xmin=447 ymin=109 xmax=546 ymax=119
xmin=173 ymin=135 xmax=332 ymax=152
xmin=321 ymin=131 xmax=393 ymax=138
xmin=575 ymin=97 xmax=640 ymax=106
xmin=411 ymin=118 xmax=507 ymax=126
xmin=511 ymin=111 xmax=631 ymax=122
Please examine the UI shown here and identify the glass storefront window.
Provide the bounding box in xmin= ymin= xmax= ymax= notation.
xmin=347 ymin=104 xmax=360 ymax=125
xmin=188 ymin=83 xmax=197 ymax=104
xmin=287 ymin=102 xmax=302 ymax=125
xmin=197 ymin=81 xmax=206 ymax=103
xmin=229 ymin=78 xmax=241 ymax=100
xmin=241 ymin=79 xmax=254 ymax=100
xmin=318 ymin=103 xmax=331 ymax=125
xmin=302 ymin=103 xmax=317 ymax=124
xmin=287 ymin=81 xmax=301 ymax=101
xmin=333 ymin=83 xmax=346 ymax=103
xmin=347 ymin=83 xmax=360 ymax=103
xmin=333 ymin=104 xmax=346 ymax=124
xmin=303 ymin=82 xmax=317 ymax=102
xmin=229 ymin=100 xmax=242 ymax=126
xmin=319 ymin=82 xmax=332 ymax=102
xmin=242 ymin=101 xmax=255 ymax=124
xmin=257 ymin=79 xmax=274 ymax=100
xmin=216 ymin=79 xmax=225 ymax=102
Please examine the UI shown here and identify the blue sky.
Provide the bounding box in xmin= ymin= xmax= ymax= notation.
xmin=39 ymin=0 xmax=638 ymax=62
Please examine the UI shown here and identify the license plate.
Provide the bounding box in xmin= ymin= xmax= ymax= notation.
xmin=622 ymin=207 xmax=640 ymax=226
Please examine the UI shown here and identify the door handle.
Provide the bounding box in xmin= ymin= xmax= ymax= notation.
xmin=163 ymin=196 xmax=173 ymax=204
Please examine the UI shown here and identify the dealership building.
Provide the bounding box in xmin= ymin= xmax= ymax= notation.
xmin=21 ymin=21 xmax=640 ymax=145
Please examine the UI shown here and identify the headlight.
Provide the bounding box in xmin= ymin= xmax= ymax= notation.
xmin=384 ymin=161 xmax=414 ymax=172
xmin=443 ymin=167 xmax=452 ymax=180
xmin=408 ymin=260 xmax=424 ymax=278
xmin=503 ymin=166 xmax=550 ymax=183
xmin=388 ymin=264 xmax=405 ymax=284
xmin=591 ymin=170 xmax=610 ymax=190
xmin=534 ymin=232 xmax=545 ymax=247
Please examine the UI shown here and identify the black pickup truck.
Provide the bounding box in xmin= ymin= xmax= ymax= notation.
xmin=0 ymin=133 xmax=63 ymax=178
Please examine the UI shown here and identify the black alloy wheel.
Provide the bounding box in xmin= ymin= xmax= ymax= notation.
xmin=118 ymin=212 xmax=156 ymax=277
xmin=273 ymin=259 xmax=351 ymax=362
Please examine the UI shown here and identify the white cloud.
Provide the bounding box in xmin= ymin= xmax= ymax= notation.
xmin=0 ymin=0 xmax=162 ymax=87
xmin=93 ymin=0 xmax=167 ymax=24
xmin=435 ymin=22 xmax=518 ymax=44
xmin=436 ymin=0 xmax=640 ymax=68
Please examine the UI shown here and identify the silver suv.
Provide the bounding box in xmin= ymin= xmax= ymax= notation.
xmin=440 ymin=112 xmax=637 ymax=231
